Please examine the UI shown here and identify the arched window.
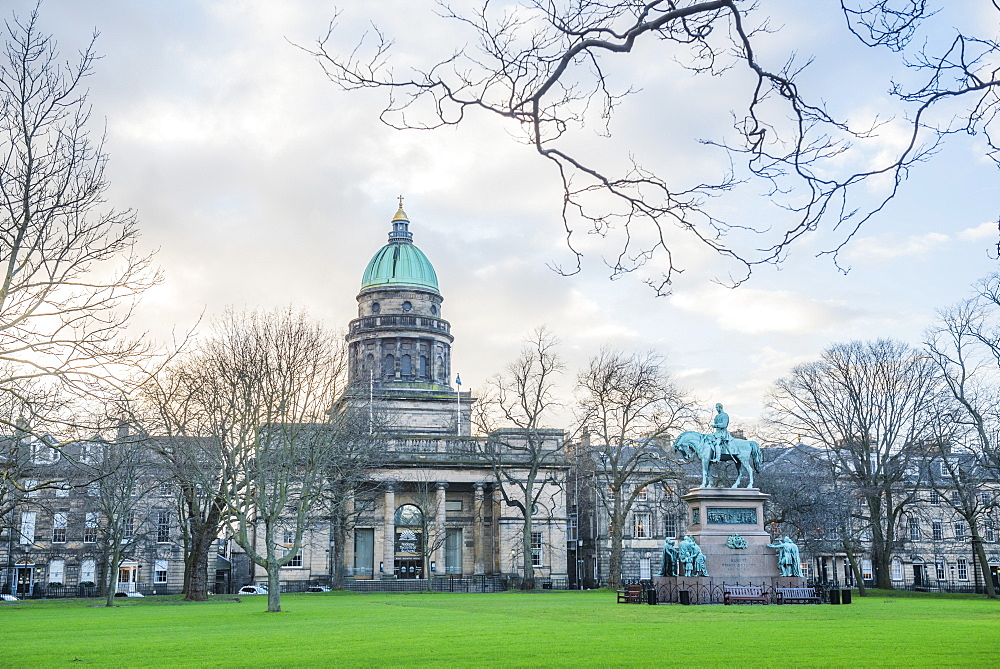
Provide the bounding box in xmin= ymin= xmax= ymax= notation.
xmin=401 ymin=354 xmax=412 ymax=376
xmin=383 ymin=354 xmax=395 ymax=379
xmin=436 ymin=356 xmax=444 ymax=381
xmin=394 ymin=504 xmax=423 ymax=527
xmin=364 ymin=354 xmax=374 ymax=379
xmin=419 ymin=356 xmax=428 ymax=379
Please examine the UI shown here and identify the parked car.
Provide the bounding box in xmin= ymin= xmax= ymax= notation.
xmin=306 ymin=586 xmax=331 ymax=593
xmin=238 ymin=585 xmax=269 ymax=595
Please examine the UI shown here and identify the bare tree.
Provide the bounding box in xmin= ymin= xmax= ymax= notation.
xmin=575 ymin=348 xmax=692 ymax=588
xmin=89 ymin=428 xmax=155 ymax=607
xmin=310 ymin=2 xmax=1000 ymax=292
xmin=767 ymin=339 xmax=944 ymax=589
xmin=925 ymin=292 xmax=1000 ymax=598
xmin=473 ymin=327 xmax=568 ymax=589
xmin=191 ymin=308 xmax=350 ymax=612
xmin=0 ymin=7 xmax=158 ymax=494
xmin=137 ymin=362 xmax=233 ymax=602
xmin=758 ymin=445 xmax=870 ymax=595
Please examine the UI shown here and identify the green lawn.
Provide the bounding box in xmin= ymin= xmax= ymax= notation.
xmin=2 ymin=589 xmax=997 ymax=667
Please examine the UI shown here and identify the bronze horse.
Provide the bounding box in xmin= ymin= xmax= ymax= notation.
xmin=673 ymin=430 xmax=762 ymax=488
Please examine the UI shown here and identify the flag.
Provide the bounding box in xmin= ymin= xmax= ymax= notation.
xmin=455 ymin=373 xmax=462 ymax=386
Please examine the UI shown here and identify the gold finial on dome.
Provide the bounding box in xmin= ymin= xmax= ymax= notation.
xmin=392 ymin=194 xmax=408 ymax=221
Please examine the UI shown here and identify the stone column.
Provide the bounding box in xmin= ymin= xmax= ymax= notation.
xmin=382 ymin=484 xmax=395 ymax=578
xmin=435 ymin=482 xmax=448 ymax=575
xmin=473 ymin=482 xmax=485 ymax=575
xmin=343 ymin=490 xmax=355 ymax=577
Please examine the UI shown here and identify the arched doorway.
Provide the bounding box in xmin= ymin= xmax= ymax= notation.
xmin=14 ymin=559 xmax=33 ymax=596
xmin=912 ymin=558 xmax=926 ymax=588
xmin=394 ymin=504 xmax=423 ymax=579
xmin=117 ymin=559 xmax=139 ymax=593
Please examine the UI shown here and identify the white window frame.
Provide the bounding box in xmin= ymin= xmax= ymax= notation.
xmin=861 ymin=558 xmax=873 ymax=581
xmin=281 ymin=528 xmax=302 ymax=568
xmin=908 ymin=517 xmax=920 ymax=541
xmin=19 ymin=511 xmax=36 ymax=545
xmin=957 ymin=558 xmax=968 ymax=581
xmin=531 ymin=531 xmax=543 ymax=567
xmin=84 ymin=512 xmax=98 ymax=543
xmin=154 ymin=559 xmax=168 ymax=584
xmin=80 ymin=558 xmax=96 ymax=584
xmin=935 ymin=560 xmax=945 ymax=580
xmin=52 ymin=512 xmax=67 ymax=543
xmin=49 ymin=558 xmax=65 ymax=585
xmin=632 ymin=513 xmax=650 ymax=539
xmin=891 ymin=558 xmax=903 ymax=581
xmin=636 ymin=486 xmax=648 ymax=502
xmin=156 ymin=510 xmax=171 ymax=543
xmin=954 ymin=520 xmax=967 ymax=540
xmin=664 ymin=514 xmax=677 ymax=538
xmin=932 ymin=520 xmax=943 ymax=541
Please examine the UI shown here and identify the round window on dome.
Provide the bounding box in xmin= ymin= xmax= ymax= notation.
xmin=430 ymin=305 xmax=438 ymax=316
xmin=402 ymin=301 xmax=412 ymax=312
xmin=371 ymin=302 xmax=380 ymax=314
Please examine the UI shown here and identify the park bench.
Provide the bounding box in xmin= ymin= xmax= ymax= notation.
xmin=616 ymin=584 xmax=643 ymax=603
xmin=722 ymin=586 xmax=769 ymax=605
xmin=775 ymin=587 xmax=821 ymax=604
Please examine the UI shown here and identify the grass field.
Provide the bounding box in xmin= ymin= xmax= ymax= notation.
xmin=2 ymin=589 xmax=997 ymax=667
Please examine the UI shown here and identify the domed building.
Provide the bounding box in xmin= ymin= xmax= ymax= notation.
xmin=343 ymin=201 xmax=473 ymax=435
xmin=320 ymin=202 xmax=568 ymax=588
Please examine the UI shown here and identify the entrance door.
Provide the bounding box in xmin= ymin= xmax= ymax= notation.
xmin=913 ymin=565 xmax=925 ymax=587
xmin=117 ymin=560 xmax=138 ymax=593
xmin=395 ymin=559 xmax=423 ymax=579
xmin=354 ymin=529 xmax=374 ymax=580
xmin=15 ymin=561 xmax=33 ymax=596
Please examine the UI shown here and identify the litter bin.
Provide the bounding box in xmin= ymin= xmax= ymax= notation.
xmin=679 ymin=590 xmax=691 ymax=605
xmin=840 ymin=589 xmax=852 ymax=604
xmin=828 ymin=588 xmax=841 ymax=605
xmin=646 ymin=588 xmax=657 ymax=605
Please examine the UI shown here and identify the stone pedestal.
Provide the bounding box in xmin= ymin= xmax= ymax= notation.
xmin=682 ymin=487 xmax=780 ymax=581
xmin=650 ymin=487 xmax=805 ymax=603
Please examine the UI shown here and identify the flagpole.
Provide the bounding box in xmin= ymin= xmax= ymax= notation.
xmin=455 ymin=373 xmax=462 ymax=437
xmin=369 ymin=369 xmax=374 ymax=435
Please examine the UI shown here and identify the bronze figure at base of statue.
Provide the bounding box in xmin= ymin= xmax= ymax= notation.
xmin=650 ymin=487 xmax=806 ymax=604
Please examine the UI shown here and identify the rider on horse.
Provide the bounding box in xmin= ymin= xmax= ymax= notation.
xmin=711 ymin=403 xmax=730 ymax=463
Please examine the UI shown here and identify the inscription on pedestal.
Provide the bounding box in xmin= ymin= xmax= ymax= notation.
xmin=706 ymin=507 xmax=756 ymax=524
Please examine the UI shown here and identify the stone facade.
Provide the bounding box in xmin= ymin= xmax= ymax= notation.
xmin=0 ymin=434 xmax=191 ymax=597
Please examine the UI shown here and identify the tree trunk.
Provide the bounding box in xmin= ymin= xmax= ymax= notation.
xmin=266 ymin=563 xmax=282 ymax=612
xmin=185 ymin=530 xmax=215 ymax=601
xmin=521 ymin=504 xmax=535 ymax=590
xmin=842 ymin=540 xmax=867 ymax=597
xmin=972 ymin=533 xmax=997 ymax=599
xmin=184 ymin=497 xmax=224 ymax=600
xmin=607 ymin=508 xmax=624 ymax=590
xmin=104 ymin=550 xmax=121 ymax=607
xmin=331 ymin=520 xmax=346 ymax=590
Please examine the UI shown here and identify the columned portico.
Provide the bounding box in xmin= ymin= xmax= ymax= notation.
xmin=473 ymin=482 xmax=485 ymax=574
xmin=382 ymin=484 xmax=395 ymax=578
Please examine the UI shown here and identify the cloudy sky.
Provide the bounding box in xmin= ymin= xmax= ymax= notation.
xmin=12 ymin=1 xmax=998 ymax=437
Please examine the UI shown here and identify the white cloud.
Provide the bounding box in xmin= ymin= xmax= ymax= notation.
xmin=844 ymin=232 xmax=951 ymax=262
xmin=959 ymin=221 xmax=997 ymax=242
xmin=670 ymin=286 xmax=864 ymax=335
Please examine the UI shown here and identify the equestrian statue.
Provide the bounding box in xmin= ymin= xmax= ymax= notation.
xmin=673 ymin=403 xmax=762 ymax=488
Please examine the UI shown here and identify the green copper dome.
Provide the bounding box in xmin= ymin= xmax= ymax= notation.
xmin=360 ymin=204 xmax=439 ymax=292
